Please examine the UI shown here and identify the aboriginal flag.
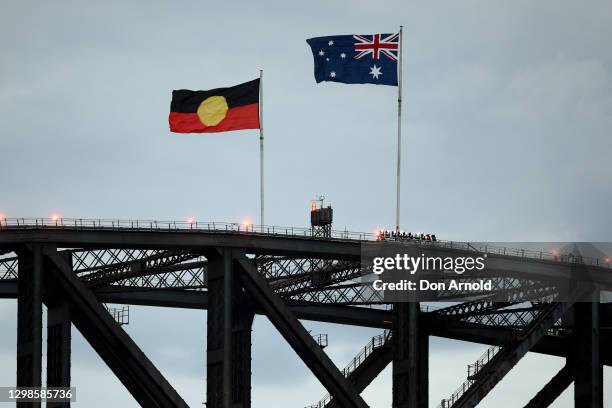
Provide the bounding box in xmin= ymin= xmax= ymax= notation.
xmin=169 ymin=79 xmax=260 ymax=133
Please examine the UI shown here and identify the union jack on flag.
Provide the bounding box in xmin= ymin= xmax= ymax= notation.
xmin=306 ymin=32 xmax=400 ymax=86
xmin=353 ymin=33 xmax=399 ymax=61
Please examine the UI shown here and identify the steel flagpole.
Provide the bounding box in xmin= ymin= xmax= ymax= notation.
xmin=259 ymin=69 xmax=264 ymax=230
xmin=395 ymin=26 xmax=403 ymax=233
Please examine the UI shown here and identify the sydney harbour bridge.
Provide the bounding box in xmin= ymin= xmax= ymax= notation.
xmin=0 ymin=212 xmax=609 ymax=408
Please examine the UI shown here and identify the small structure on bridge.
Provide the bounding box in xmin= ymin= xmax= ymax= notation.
xmin=311 ymin=195 xmax=333 ymax=238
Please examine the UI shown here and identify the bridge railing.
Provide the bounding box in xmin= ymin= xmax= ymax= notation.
xmin=437 ymin=343 xmax=501 ymax=408
xmin=1 ymin=218 xmax=610 ymax=269
xmin=342 ymin=329 xmax=392 ymax=378
xmin=0 ymin=217 xmax=373 ymax=241
xmin=312 ymin=329 xmax=392 ymax=408
xmin=430 ymin=240 xmax=612 ymax=268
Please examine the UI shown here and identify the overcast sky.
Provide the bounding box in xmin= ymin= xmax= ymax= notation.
xmin=1 ymin=0 xmax=611 ymax=406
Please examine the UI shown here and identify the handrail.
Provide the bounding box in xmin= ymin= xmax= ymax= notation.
xmin=311 ymin=330 xmax=392 ymax=408
xmin=342 ymin=329 xmax=392 ymax=377
xmin=1 ymin=217 xmax=610 ymax=268
xmin=467 ymin=345 xmax=501 ymax=379
xmin=437 ymin=343 xmax=502 ymax=408
xmin=0 ymin=217 xmax=372 ymax=242
xmin=436 ymin=301 xmax=562 ymax=408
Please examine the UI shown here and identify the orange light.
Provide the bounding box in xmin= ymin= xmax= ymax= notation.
xmin=551 ymin=248 xmax=560 ymax=257
xmin=311 ymin=201 xmax=317 ymax=211
xmin=51 ymin=214 xmax=59 ymax=222
xmin=243 ymin=219 xmax=250 ymax=227
xmin=605 ymin=257 xmax=610 ymax=264
xmin=187 ymin=218 xmax=194 ymax=224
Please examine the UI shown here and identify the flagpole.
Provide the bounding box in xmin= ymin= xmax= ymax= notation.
xmin=259 ymin=69 xmax=265 ymax=230
xmin=395 ymin=26 xmax=403 ymax=233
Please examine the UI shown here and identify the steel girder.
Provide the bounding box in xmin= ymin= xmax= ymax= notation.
xmin=432 ymin=283 xmax=564 ymax=330
xmin=40 ymin=246 xmax=189 ymax=408
xmin=573 ymin=295 xmax=603 ymax=407
xmin=2 ymin=248 xmax=202 ymax=283
xmin=259 ymin=257 xmax=362 ymax=295
xmin=2 ymin=279 xmax=610 ymax=365
xmin=16 ymin=245 xmax=43 ymax=406
xmin=108 ymin=261 xmax=206 ymax=289
xmin=0 ymin=254 xmax=17 ymax=280
xmin=4 ymin=227 xmax=612 ymax=289
xmin=0 ymin=280 xmax=17 ymax=297
xmin=205 ymin=249 xmax=254 ymax=408
xmin=234 ymin=255 xmax=368 ymax=408
xmin=433 ymin=282 xmax=558 ymax=320
xmin=46 ymin=300 xmax=71 ymax=408
xmin=393 ymin=303 xmax=428 ymax=408
xmin=342 ymin=332 xmax=394 ymax=396
xmin=0 ymin=228 xmax=365 ymax=259
xmin=429 ymin=276 xmax=556 ymax=301
xmin=80 ymin=250 xmax=199 ymax=286
xmin=523 ymin=363 xmax=573 ymax=408
xmin=107 ymin=255 xmax=361 ymax=294
xmin=437 ymin=304 xmax=562 ymax=329
xmin=4 ymin=251 xmax=362 ymax=295
xmin=2 ymin=227 xmax=612 ymax=408
xmin=289 ymin=283 xmax=384 ymax=304
xmin=313 ymin=331 xmax=394 ymax=408
xmin=293 ymin=277 xmax=558 ymax=306
xmin=72 ymin=248 xmax=172 ymax=274
xmin=0 ymin=248 xmax=595 ymax=312
xmin=440 ymin=298 xmax=577 ymax=408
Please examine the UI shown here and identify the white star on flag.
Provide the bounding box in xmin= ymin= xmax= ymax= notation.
xmin=369 ymin=65 xmax=382 ymax=79
xmin=340 ymin=52 xmax=346 ymax=58
xmin=330 ymin=71 xmax=336 ymax=78
xmin=318 ymin=50 xmax=325 ymax=56
xmin=328 ymin=40 xmax=334 ymax=46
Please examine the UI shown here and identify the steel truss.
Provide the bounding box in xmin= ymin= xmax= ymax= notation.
xmin=0 ymin=224 xmax=608 ymax=408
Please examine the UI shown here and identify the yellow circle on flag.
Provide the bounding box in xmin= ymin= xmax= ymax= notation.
xmin=197 ymin=96 xmax=229 ymax=126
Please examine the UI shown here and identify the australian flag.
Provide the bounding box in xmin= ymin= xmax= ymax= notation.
xmin=306 ymin=33 xmax=399 ymax=86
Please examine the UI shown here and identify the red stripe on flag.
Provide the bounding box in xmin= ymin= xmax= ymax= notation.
xmin=169 ymin=103 xmax=259 ymax=133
